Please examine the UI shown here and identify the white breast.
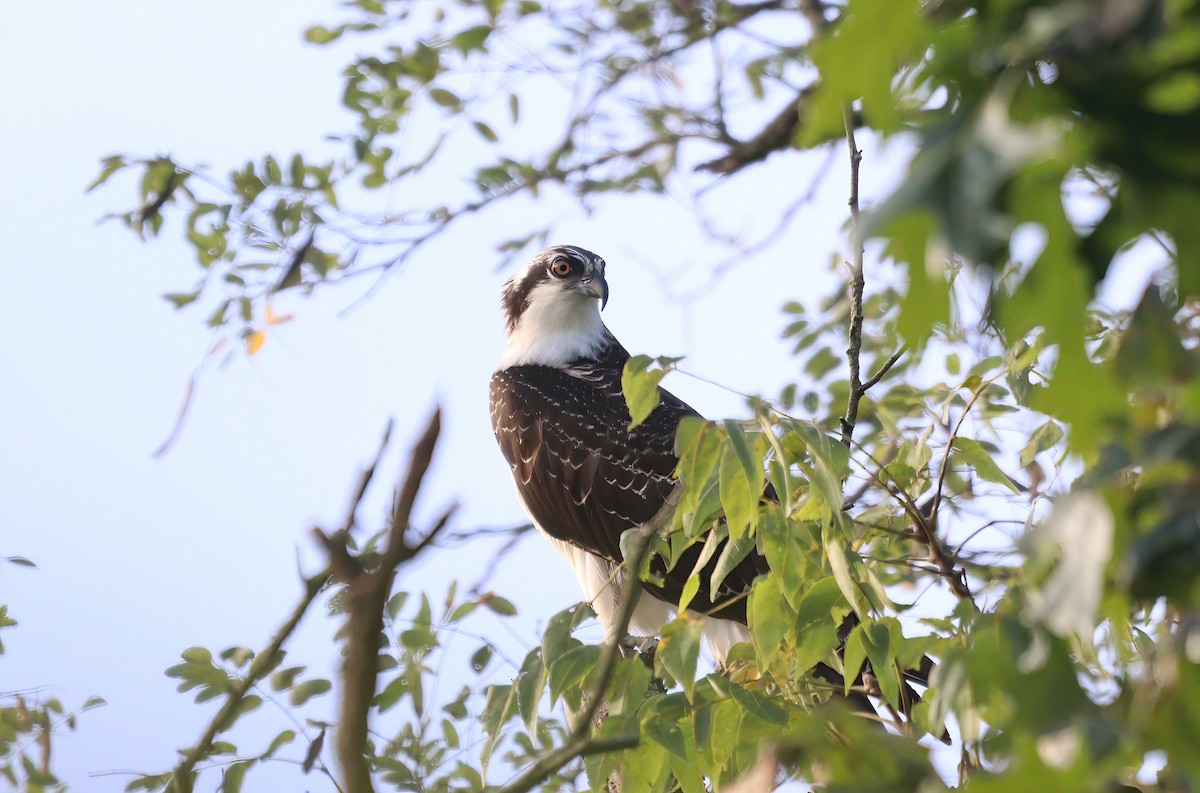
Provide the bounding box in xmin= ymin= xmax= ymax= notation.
xmin=513 ymin=485 xmax=748 ymax=662
xmin=498 ymin=281 xmax=608 ymax=369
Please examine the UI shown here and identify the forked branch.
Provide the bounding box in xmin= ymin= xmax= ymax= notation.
xmin=314 ymin=408 xmax=452 ymax=793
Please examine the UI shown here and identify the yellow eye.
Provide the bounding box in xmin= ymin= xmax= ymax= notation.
xmin=550 ymin=259 xmax=572 ymax=277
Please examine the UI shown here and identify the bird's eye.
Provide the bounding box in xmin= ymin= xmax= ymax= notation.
xmin=550 ymin=259 xmax=572 ymax=277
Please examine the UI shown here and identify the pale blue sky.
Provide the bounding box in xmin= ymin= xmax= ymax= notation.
xmin=0 ymin=2 xmax=942 ymax=788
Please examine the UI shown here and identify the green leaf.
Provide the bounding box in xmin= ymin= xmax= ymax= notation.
xmin=542 ymin=604 xmax=590 ymax=661
xmin=470 ymin=644 xmax=493 ymax=673
xmin=952 ymin=437 xmax=1020 ymax=493
xmin=678 ymin=569 xmax=702 ymax=614
xmin=181 ymin=646 xmax=212 ymax=664
xmin=759 ymin=512 xmax=810 ymax=608
xmin=794 ymin=621 xmax=839 ymax=674
xmin=723 ymin=420 xmax=762 ymax=493
xmin=710 ymin=531 xmax=756 ymax=601
xmin=843 ymin=624 xmax=867 ymax=694
xmin=428 ymin=88 xmax=462 ymax=110
xmin=288 ymin=679 xmax=331 ymax=706
xmin=480 ymin=684 xmax=518 ymax=779
xmin=803 ymin=0 xmax=925 ymax=141
xmin=748 ymin=575 xmax=790 ymax=667
xmin=862 ymin=619 xmax=900 ymax=707
xmin=230 ymin=694 xmax=263 ymax=722
xmin=1020 ymin=420 xmax=1064 ymax=468
xmin=86 ymin=155 xmax=128 ymax=192
xmin=452 ymin=25 xmax=492 ymax=54
xmin=675 ymin=417 xmax=723 ymax=525
xmin=222 ymin=760 xmax=252 ymax=793
xmin=789 ymin=555 xmax=837 ymax=627
xmin=472 ymin=121 xmax=499 ymax=143
xmin=261 ymin=729 xmax=296 ymax=759
xmin=606 ymin=654 xmax=652 ymax=717
xmin=482 ymin=594 xmax=517 ymax=616
xmin=728 ymin=684 xmax=787 ymax=725
xmin=384 ymin=591 xmax=408 ymax=619
xmin=515 ymin=650 xmax=545 ymax=735
xmin=447 ymin=600 xmax=476 ymax=622
xmin=658 ymin=616 xmax=702 ymax=701
xmin=793 ymin=424 xmax=849 ymax=520
xmin=303 ymin=25 xmax=342 ymax=44
xmin=376 ymin=676 xmax=410 ymax=710
xmin=678 ymin=533 xmax=721 ymax=615
xmin=619 ymin=734 xmax=669 ymax=793
xmin=641 ymin=700 xmax=688 ymax=759
xmin=719 ymin=443 xmax=756 ymax=539
xmin=824 ymin=525 xmax=865 ymax=618
xmin=270 ymin=666 xmax=305 ymax=692
xmin=622 ymin=355 xmax=666 ymax=428
xmin=547 ymin=644 xmax=602 ymax=704
xmin=3 ymin=556 xmax=36 ymax=567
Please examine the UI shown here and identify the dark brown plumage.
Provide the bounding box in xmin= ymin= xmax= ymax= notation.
xmin=489 ymin=340 xmax=767 ymax=621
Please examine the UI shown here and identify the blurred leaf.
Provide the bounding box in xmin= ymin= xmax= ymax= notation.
xmin=302 ymin=728 xmax=324 ymax=774
xmin=728 ymin=684 xmax=787 ymax=725
xmin=261 ymin=729 xmax=296 ymax=759
xmin=304 ymin=25 xmax=341 ymax=44
xmin=952 ymin=437 xmax=1020 ymax=493
xmin=480 ymin=683 xmax=518 ymax=777
xmin=547 ymin=644 xmax=602 ymax=704
xmin=245 ymin=330 xmax=266 ymax=356
xmin=288 ymin=679 xmax=331 ymax=706
xmin=1021 ymin=421 xmax=1064 ymax=468
xmin=482 ymin=593 xmax=517 ymax=616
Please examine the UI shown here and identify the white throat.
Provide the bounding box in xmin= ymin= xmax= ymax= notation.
xmin=499 ymin=282 xmax=607 ymax=369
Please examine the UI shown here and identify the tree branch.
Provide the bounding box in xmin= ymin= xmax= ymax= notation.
xmin=793 ymin=0 xmax=897 ymax=448
xmin=860 ymin=347 xmax=906 ymax=393
xmin=318 ymin=408 xmax=448 ymax=793
xmin=837 ymin=103 xmax=867 ymax=449
xmin=339 ymin=420 xmax=393 ymax=535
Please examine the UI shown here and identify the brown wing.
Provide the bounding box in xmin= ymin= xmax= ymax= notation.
xmin=489 ymin=362 xmax=766 ymax=621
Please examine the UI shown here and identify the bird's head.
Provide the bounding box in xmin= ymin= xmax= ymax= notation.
xmin=498 ymin=245 xmax=613 ymax=368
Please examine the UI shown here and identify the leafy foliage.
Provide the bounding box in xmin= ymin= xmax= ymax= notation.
xmin=1 ymin=559 xmax=105 ymax=792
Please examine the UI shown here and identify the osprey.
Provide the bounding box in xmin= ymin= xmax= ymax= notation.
xmin=489 ymin=246 xmax=939 ymax=728
xmin=488 ymin=244 xmax=764 ymax=661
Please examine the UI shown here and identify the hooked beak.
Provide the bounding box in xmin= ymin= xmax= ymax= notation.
xmin=576 ymin=273 xmax=609 ymax=309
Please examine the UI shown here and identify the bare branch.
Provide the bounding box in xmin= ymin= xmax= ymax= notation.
xmin=325 ymin=408 xmax=446 ymax=793
xmin=837 ymin=103 xmax=867 ymax=449
xmin=860 ymin=347 xmax=906 ymax=393
xmin=339 ymin=420 xmax=394 ymax=535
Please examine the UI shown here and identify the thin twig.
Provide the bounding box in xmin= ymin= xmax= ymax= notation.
xmin=837 ymin=102 xmax=866 ymax=449
xmin=795 ymin=0 xmax=903 ymax=446
xmin=860 ymin=347 xmax=906 ymax=393
xmin=339 ymin=420 xmax=394 ymax=534
xmin=171 ymin=571 xmax=329 ymax=791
